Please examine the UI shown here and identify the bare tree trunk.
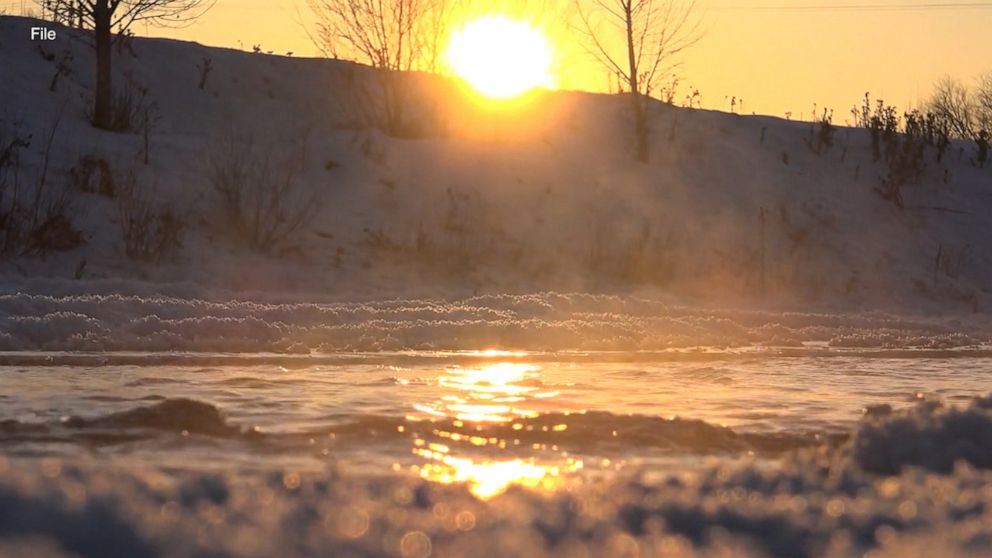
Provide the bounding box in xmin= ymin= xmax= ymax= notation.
xmin=632 ymin=94 xmax=648 ymax=162
xmin=624 ymin=1 xmax=638 ymax=95
xmin=624 ymin=2 xmax=648 ymax=162
xmin=93 ymin=0 xmax=113 ymax=130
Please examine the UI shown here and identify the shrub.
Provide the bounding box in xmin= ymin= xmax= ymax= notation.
xmin=0 ymin=115 xmax=83 ymax=256
xmin=904 ymin=110 xmax=925 ymax=142
xmin=0 ymin=119 xmax=30 ymax=173
xmin=89 ymin=78 xmax=157 ymax=134
xmin=935 ymin=244 xmax=968 ymax=282
xmin=437 ymin=186 xmax=488 ymax=275
xmin=23 ymin=212 xmax=83 ymax=255
xmin=976 ymin=130 xmax=990 ymax=168
xmin=337 ymin=67 xmax=436 ymax=138
xmin=877 ymin=134 xmax=926 ymax=209
xmin=197 ymin=56 xmax=213 ymax=90
xmin=206 ymin=130 xmax=318 ymax=252
xmin=902 ymin=109 xmax=951 ymax=162
xmin=0 ymin=119 xmax=32 ymax=253
xmin=809 ymin=108 xmax=835 ymax=154
xmin=116 ymin=169 xmax=184 ymax=262
xmin=852 ymin=93 xmax=899 ymax=161
xmin=69 ymin=156 xmax=115 ymax=196
xmin=48 ymin=49 xmax=73 ymax=92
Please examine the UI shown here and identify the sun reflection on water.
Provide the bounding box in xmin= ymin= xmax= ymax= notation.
xmin=409 ymin=362 xmax=581 ymax=499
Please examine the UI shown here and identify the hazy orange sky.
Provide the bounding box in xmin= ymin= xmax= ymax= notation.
xmin=8 ymin=0 xmax=992 ymax=120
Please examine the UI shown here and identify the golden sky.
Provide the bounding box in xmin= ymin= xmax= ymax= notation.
xmin=122 ymin=0 xmax=992 ymax=120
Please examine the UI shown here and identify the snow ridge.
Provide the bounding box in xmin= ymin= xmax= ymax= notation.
xmin=0 ymin=292 xmax=988 ymax=352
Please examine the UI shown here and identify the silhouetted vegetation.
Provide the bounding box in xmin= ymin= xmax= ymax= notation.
xmin=307 ymin=0 xmax=457 ymax=137
xmin=116 ymin=168 xmax=184 ymax=262
xmin=573 ymin=0 xmax=701 ymax=162
xmin=977 ymin=130 xmax=990 ymax=168
xmin=0 ymin=114 xmax=83 ymax=257
xmin=37 ymin=0 xmax=212 ymax=130
xmin=810 ymin=108 xmax=835 ymax=154
xmin=877 ymin=130 xmax=927 ymax=210
xmin=926 ymin=74 xmax=992 ymax=165
xmin=47 ymin=49 xmax=74 ymax=92
xmin=84 ymin=76 xmax=157 ymax=135
xmin=836 ymin=76 xmax=992 ymax=210
xmin=197 ymin=56 xmax=213 ymax=90
xmin=852 ymin=94 xmax=899 ymax=162
xmin=206 ymin=130 xmax=319 ymax=252
xmin=843 ymin=93 xmax=952 ymax=208
xmin=69 ymin=156 xmax=116 ymax=197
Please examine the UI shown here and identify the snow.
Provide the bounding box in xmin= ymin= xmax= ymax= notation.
xmin=0 ymin=15 xmax=990 ymax=314
xmin=853 ymin=395 xmax=992 ymax=474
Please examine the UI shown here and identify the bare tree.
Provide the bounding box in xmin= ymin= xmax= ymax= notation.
xmin=927 ymin=76 xmax=976 ymax=140
xmin=977 ymin=71 xmax=992 ymax=134
xmin=39 ymin=0 xmax=87 ymax=26
xmin=573 ymin=0 xmax=701 ymax=162
xmin=38 ymin=0 xmax=213 ymax=130
xmin=309 ymin=0 xmax=422 ymax=70
xmin=306 ymin=0 xmax=458 ymax=135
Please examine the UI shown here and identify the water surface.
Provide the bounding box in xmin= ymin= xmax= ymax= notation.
xmin=4 ymin=351 xmax=991 ymax=499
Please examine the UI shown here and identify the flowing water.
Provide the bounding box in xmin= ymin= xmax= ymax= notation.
xmin=3 ymin=350 xmax=991 ymax=500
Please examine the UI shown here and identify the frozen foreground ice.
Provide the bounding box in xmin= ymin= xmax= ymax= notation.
xmin=1 ymin=290 xmax=990 ymax=353
xmin=3 ymin=395 xmax=992 ymax=557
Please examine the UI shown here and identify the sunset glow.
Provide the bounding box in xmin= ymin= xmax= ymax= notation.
xmin=446 ymin=16 xmax=555 ymax=99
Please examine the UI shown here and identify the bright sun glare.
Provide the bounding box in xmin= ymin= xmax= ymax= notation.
xmin=411 ymin=362 xmax=580 ymax=499
xmin=446 ymin=16 xmax=555 ymax=99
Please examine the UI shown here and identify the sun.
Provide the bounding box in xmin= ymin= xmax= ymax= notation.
xmin=446 ymin=16 xmax=555 ymax=99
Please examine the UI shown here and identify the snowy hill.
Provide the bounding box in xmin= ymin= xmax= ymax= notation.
xmin=2 ymin=15 xmax=991 ymax=317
